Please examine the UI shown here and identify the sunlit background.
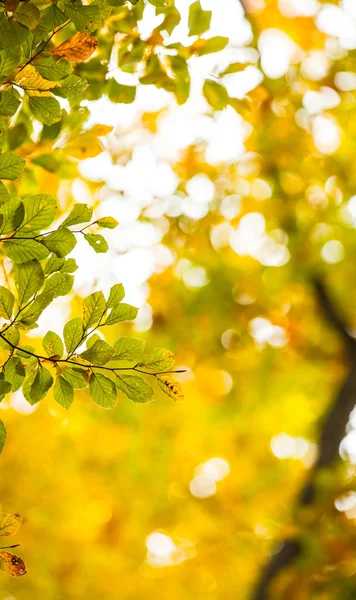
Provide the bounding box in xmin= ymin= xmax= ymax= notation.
xmin=1 ymin=0 xmax=356 ymax=598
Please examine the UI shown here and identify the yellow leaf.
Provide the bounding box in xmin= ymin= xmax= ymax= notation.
xmin=0 ymin=514 xmax=22 ymax=537
xmin=0 ymin=552 xmax=26 ymax=577
xmin=14 ymin=66 xmax=57 ymax=92
xmin=157 ymin=375 xmax=184 ymax=401
xmin=51 ymin=33 xmax=98 ymax=64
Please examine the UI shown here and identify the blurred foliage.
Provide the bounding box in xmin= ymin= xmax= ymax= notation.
xmin=0 ymin=0 xmax=356 ymax=599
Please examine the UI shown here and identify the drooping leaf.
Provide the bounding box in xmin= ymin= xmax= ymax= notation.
xmin=29 ymin=366 xmax=53 ymax=404
xmin=0 ymin=91 xmax=20 ymax=118
xmin=0 ymin=286 xmax=14 ymax=320
xmin=0 ymin=551 xmax=26 ymax=577
xmin=84 ymin=233 xmax=108 ymax=253
xmin=4 ymin=357 xmax=25 ymax=392
xmin=28 ymin=95 xmax=61 ymax=126
xmin=89 ymin=372 xmax=117 ymax=409
xmin=157 ymin=374 xmax=184 ymax=401
xmin=115 ymin=373 xmax=154 ymax=403
xmin=63 ymin=367 xmax=88 ymax=389
xmin=53 ymin=376 xmax=74 ymax=409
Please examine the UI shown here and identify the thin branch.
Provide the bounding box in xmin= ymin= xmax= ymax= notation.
xmin=251 ymin=278 xmax=356 ymax=600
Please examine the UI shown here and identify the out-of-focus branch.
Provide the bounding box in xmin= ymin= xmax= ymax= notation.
xmin=251 ymin=279 xmax=356 ymax=600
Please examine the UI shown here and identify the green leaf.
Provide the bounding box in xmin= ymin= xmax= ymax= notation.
xmin=17 ymin=194 xmax=57 ymax=232
xmin=7 ymin=123 xmax=28 ymax=151
xmin=0 ymin=197 xmax=24 ymax=234
xmin=0 ymin=15 xmax=29 ymax=48
xmin=194 ymin=36 xmax=229 ymax=56
xmin=41 ymin=4 xmax=67 ymax=30
xmin=113 ymin=336 xmax=145 ymax=361
xmin=28 ymin=366 xmax=53 ymax=404
xmin=0 ymin=286 xmax=14 ymax=320
xmin=14 ymin=259 xmax=44 ymax=305
xmin=0 ymin=91 xmax=21 ymax=117
xmin=83 ymin=291 xmax=106 ymax=329
xmin=0 ymin=420 xmax=5 ymax=454
xmin=80 ymin=339 xmax=115 ymax=365
xmin=61 ymin=203 xmax=93 ymax=227
xmin=148 ymin=0 xmax=173 ymax=7
xmin=52 ymin=74 xmax=88 ymax=99
xmin=107 ymin=283 xmax=125 ymax=308
xmin=62 ymin=258 xmax=78 ymax=273
xmin=89 ymin=372 xmax=117 ymax=408
xmin=43 ymin=272 xmax=74 ymax=298
xmin=0 ymin=48 xmax=21 ymax=81
xmin=84 ymin=233 xmax=108 ymax=253
xmin=28 ymin=95 xmax=61 ymax=126
xmin=44 ymin=254 xmax=65 ymax=276
xmin=53 ymin=375 xmax=74 ymax=409
xmin=19 ymin=292 xmax=53 ymax=326
xmin=105 ymin=303 xmax=138 ymax=326
xmin=64 ymin=2 xmax=101 ymax=32
xmin=42 ymin=331 xmax=64 ymax=358
xmin=14 ymin=3 xmax=40 ymax=29
xmin=0 ymin=379 xmax=12 ymax=396
xmin=4 ymin=238 xmax=49 ymax=263
xmin=4 ymin=357 xmax=25 ymax=392
xmin=63 ymin=367 xmax=88 ymax=389
xmin=96 ymin=216 xmax=119 ymax=229
xmin=189 ymin=1 xmax=211 ymax=36
xmin=115 ymin=374 xmax=154 ymax=403
xmin=35 ymin=57 xmax=73 ymax=81
xmin=0 ymin=182 xmax=9 ymax=205
xmin=203 ymin=80 xmax=229 ymax=111
xmin=0 ymin=326 xmax=20 ymax=351
xmin=138 ymin=348 xmax=174 ymax=371
xmin=0 ymin=152 xmax=26 ymax=181
xmin=40 ymin=228 xmax=76 ymax=257
xmin=63 ymin=317 xmax=83 ymax=354
xmin=106 ymin=79 xmax=136 ymax=104
xmin=0 ymin=512 xmax=22 ymax=536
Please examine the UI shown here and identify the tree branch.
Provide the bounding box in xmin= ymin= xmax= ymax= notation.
xmin=251 ymin=278 xmax=356 ymax=600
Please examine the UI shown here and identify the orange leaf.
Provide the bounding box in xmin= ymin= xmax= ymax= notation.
xmin=0 ymin=552 xmax=26 ymax=577
xmin=51 ymin=33 xmax=97 ymax=64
